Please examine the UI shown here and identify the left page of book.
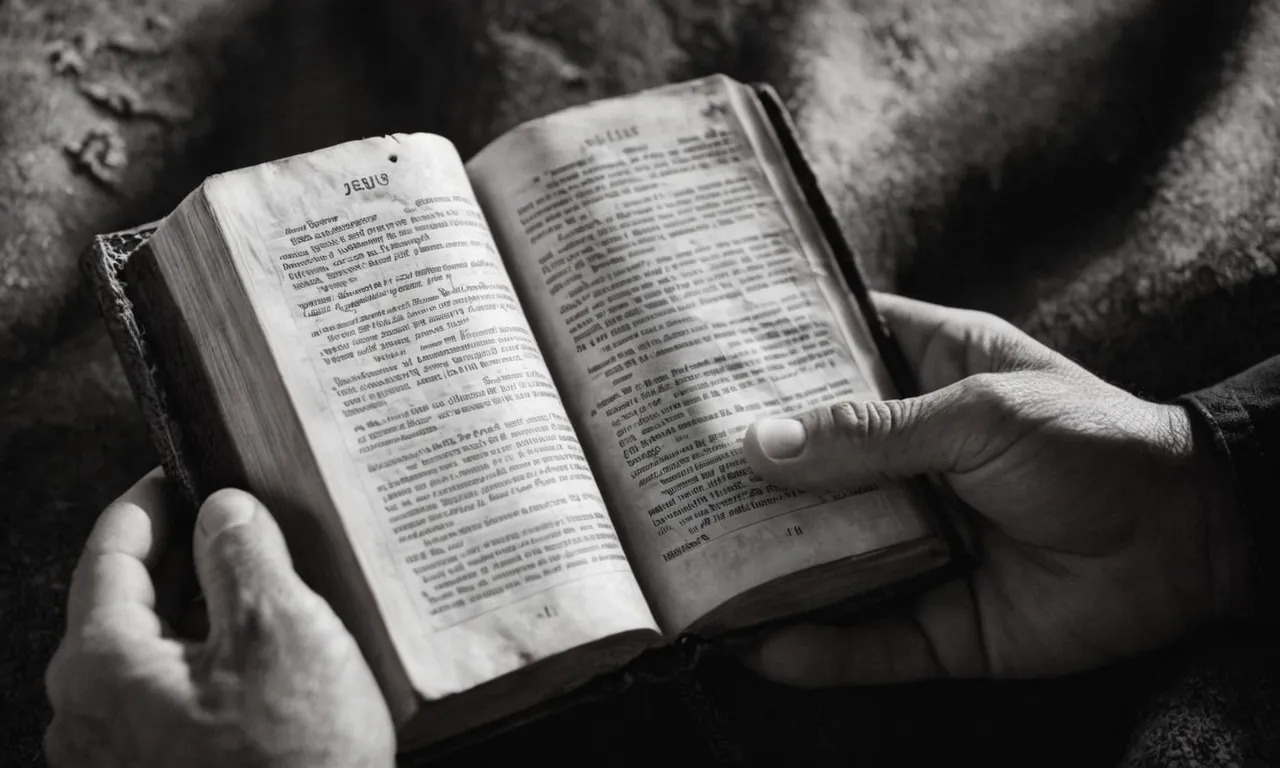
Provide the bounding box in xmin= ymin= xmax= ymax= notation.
xmin=196 ymin=134 xmax=659 ymax=701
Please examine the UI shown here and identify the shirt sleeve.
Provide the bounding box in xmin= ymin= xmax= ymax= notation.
xmin=1179 ymin=355 xmax=1280 ymax=619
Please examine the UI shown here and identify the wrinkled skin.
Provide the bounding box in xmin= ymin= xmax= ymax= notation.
xmin=43 ymin=472 xmax=394 ymax=767
xmin=742 ymin=293 xmax=1250 ymax=685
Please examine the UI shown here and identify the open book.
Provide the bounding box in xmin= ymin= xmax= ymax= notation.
xmin=88 ymin=75 xmax=966 ymax=750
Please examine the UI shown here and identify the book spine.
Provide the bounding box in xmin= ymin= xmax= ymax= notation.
xmin=748 ymin=82 xmax=978 ymax=570
xmin=81 ymin=227 xmax=201 ymax=509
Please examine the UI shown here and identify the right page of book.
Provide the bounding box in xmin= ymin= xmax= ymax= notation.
xmin=469 ymin=75 xmax=937 ymax=634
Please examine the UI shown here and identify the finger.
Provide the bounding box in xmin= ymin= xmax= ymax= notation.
xmin=743 ymin=375 xmax=1013 ymax=491
xmin=65 ymin=468 xmax=172 ymax=635
xmin=743 ymin=620 xmax=943 ymax=686
xmin=871 ymin=292 xmax=1058 ymax=387
xmin=870 ymin=291 xmax=966 ymax=365
xmin=192 ymin=488 xmax=313 ymax=649
xmin=743 ymin=581 xmax=986 ymax=686
xmin=871 ymin=292 xmax=983 ymax=388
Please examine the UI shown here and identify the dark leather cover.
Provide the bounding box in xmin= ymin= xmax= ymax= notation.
xmin=82 ymin=81 xmax=972 ymax=758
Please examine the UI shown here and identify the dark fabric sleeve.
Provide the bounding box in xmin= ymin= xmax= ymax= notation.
xmin=1179 ymin=355 xmax=1280 ymax=619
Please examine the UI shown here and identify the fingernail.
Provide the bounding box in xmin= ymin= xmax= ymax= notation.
xmin=198 ymin=490 xmax=257 ymax=541
xmin=755 ymin=418 xmax=807 ymax=460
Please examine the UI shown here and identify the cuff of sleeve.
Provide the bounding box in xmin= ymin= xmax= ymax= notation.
xmin=1179 ymin=383 xmax=1279 ymax=621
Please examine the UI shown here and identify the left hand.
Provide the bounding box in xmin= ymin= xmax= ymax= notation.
xmin=43 ymin=469 xmax=395 ymax=768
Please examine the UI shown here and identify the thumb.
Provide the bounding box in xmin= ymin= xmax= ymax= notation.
xmin=193 ymin=488 xmax=311 ymax=646
xmin=742 ymin=376 xmax=1007 ymax=491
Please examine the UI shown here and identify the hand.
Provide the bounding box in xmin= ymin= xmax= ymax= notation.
xmin=740 ymin=293 xmax=1249 ymax=685
xmin=44 ymin=470 xmax=394 ymax=767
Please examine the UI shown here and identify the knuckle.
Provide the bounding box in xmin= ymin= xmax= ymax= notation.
xmin=957 ymin=373 xmax=1012 ymax=412
xmin=957 ymin=305 xmax=1020 ymax=341
xmin=865 ymin=400 xmax=909 ymax=441
xmin=987 ymin=331 xmax=1035 ymax=370
xmin=235 ymin=599 xmax=275 ymax=648
xmin=948 ymin=310 xmax=1032 ymax=372
xmin=208 ymin=599 xmax=277 ymax=674
xmin=224 ymin=597 xmax=343 ymax=677
xmin=229 ymin=581 xmax=326 ymax=645
xmin=954 ymin=373 xmax=1038 ymax=443
xmin=224 ymin=577 xmax=283 ymax=633
xmin=829 ymin=399 xmax=913 ymax=443
xmin=977 ymin=310 xmax=1017 ymax=335
xmin=828 ymin=401 xmax=859 ymax=434
xmin=828 ymin=401 xmax=866 ymax=444
xmin=977 ymin=319 xmax=1057 ymax=373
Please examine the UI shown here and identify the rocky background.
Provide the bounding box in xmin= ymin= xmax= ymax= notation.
xmin=2 ymin=0 xmax=1278 ymax=764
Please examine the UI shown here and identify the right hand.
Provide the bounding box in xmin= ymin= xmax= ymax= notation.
xmin=740 ymin=293 xmax=1250 ymax=686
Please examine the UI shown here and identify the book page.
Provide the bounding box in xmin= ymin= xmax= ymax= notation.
xmin=206 ymin=134 xmax=657 ymax=699
xmin=469 ymin=77 xmax=935 ymax=633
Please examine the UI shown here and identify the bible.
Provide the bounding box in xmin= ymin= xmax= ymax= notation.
xmin=86 ymin=75 xmax=969 ymax=751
